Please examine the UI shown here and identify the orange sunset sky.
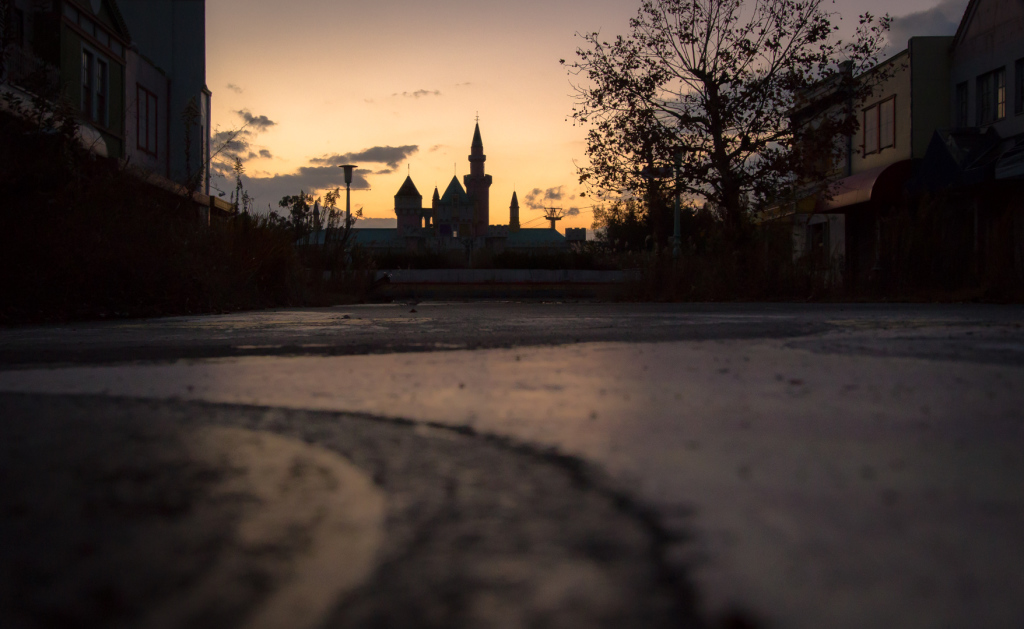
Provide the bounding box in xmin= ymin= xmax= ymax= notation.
xmin=205 ymin=0 xmax=968 ymax=231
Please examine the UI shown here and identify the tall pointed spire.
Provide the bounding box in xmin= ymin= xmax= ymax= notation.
xmin=465 ymin=118 xmax=492 ymax=236
xmin=509 ymin=191 xmax=520 ymax=231
xmin=471 ymin=122 xmax=483 ymax=152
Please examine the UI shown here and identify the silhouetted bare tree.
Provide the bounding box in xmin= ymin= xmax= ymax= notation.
xmin=564 ymin=0 xmax=891 ymax=239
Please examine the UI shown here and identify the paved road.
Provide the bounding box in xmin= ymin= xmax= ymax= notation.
xmin=1 ymin=302 xmax=1023 ymax=629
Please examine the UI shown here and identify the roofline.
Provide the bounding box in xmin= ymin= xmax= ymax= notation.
xmin=952 ymin=0 xmax=980 ymax=47
xmin=858 ymin=47 xmax=909 ymax=80
xmin=66 ymin=0 xmax=132 ymax=42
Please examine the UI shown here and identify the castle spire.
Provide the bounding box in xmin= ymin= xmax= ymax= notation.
xmin=471 ymin=121 xmax=483 ymax=153
xmin=509 ymin=190 xmax=520 ymax=231
xmin=465 ymin=119 xmax=492 ymax=236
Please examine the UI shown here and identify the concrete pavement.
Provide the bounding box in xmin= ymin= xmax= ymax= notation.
xmin=1 ymin=302 xmax=1022 ymax=628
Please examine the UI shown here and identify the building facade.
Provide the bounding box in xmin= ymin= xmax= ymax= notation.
xmin=775 ymin=0 xmax=1024 ymax=289
xmin=2 ymin=0 xmax=219 ymax=207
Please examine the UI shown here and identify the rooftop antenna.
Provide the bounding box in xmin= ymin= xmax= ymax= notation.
xmin=475 ymin=111 xmax=479 ymax=124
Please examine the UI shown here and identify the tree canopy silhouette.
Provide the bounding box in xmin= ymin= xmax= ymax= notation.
xmin=564 ymin=0 xmax=891 ymax=238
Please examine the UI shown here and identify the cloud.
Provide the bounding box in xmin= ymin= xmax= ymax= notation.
xmin=429 ymin=144 xmax=444 ymax=152
xmin=223 ymin=166 xmax=372 ymax=209
xmin=310 ymin=145 xmax=419 ymax=172
xmin=887 ymin=0 xmax=968 ymax=50
xmin=236 ymin=109 xmax=277 ymax=131
xmin=393 ymin=89 xmax=441 ymax=98
xmin=213 ymin=129 xmax=251 ymax=156
xmin=213 ymin=143 xmax=412 ymax=210
xmin=226 ymin=83 xmax=243 ymax=94
xmin=566 ymin=207 xmax=581 ymax=217
xmin=523 ymin=186 xmax=566 ymax=210
xmin=209 ymin=109 xmax=278 ymax=178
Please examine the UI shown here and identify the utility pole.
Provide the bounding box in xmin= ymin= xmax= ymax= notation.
xmin=541 ymin=206 xmax=564 ymax=230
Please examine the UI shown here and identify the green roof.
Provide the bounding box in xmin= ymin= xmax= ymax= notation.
xmin=395 ymin=176 xmax=421 ymax=198
xmin=351 ymin=228 xmax=404 ymax=246
xmin=506 ymin=228 xmax=567 ymax=247
xmin=301 ymin=228 xmax=403 ymax=247
xmin=440 ymin=176 xmax=470 ymax=205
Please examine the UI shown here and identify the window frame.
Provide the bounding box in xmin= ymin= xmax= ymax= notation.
xmin=81 ymin=44 xmax=109 ymax=128
xmin=95 ymin=57 xmax=108 ymax=126
xmin=879 ymin=96 xmax=896 ymax=150
xmin=956 ymin=81 xmax=969 ymax=127
xmin=977 ymin=67 xmax=1007 ymax=126
xmin=81 ymin=48 xmax=94 ymax=120
xmin=862 ymin=96 xmax=895 ymax=156
xmin=136 ymin=84 xmax=159 ymax=156
xmin=1015 ymin=59 xmax=1024 ymax=116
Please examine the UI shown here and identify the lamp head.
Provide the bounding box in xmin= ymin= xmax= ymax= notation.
xmin=340 ymin=164 xmax=356 ymax=185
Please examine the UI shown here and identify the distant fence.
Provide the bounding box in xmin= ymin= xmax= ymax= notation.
xmin=374 ymin=269 xmax=640 ymax=299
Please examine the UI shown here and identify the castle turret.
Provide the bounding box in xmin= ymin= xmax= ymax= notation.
xmin=463 ymin=121 xmax=492 ymax=237
xmin=394 ymin=176 xmax=423 ymax=233
xmin=509 ymin=191 xmax=520 ymax=231
xmin=428 ymin=186 xmax=440 ymax=227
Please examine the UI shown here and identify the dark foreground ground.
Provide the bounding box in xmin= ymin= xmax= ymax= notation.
xmin=1 ymin=302 xmax=1022 ymax=629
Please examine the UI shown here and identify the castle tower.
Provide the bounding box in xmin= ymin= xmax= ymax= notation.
xmin=429 ymin=186 xmax=440 ymax=228
xmin=394 ymin=176 xmax=423 ymax=234
xmin=509 ymin=191 xmax=520 ymax=231
xmin=463 ymin=121 xmax=492 ymax=237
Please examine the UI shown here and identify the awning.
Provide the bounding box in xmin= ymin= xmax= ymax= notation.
xmin=819 ymin=160 xmax=913 ymax=212
xmin=995 ymin=141 xmax=1024 ymax=180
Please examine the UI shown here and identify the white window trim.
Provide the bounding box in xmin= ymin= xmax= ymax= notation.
xmin=81 ymin=43 xmax=109 ymax=127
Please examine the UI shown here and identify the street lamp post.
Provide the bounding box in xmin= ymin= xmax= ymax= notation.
xmin=339 ymin=164 xmax=356 ymax=224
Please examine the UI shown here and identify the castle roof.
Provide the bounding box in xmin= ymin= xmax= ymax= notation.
xmin=505 ymin=228 xmax=567 ymax=248
xmin=510 ymin=190 xmax=519 ymax=209
xmin=440 ymin=176 xmax=471 ymax=205
xmin=395 ymin=175 xmax=421 ymax=198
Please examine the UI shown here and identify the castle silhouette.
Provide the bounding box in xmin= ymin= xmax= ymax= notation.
xmin=348 ymin=122 xmax=584 ymax=254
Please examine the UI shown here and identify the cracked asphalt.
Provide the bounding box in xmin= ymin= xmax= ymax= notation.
xmin=1 ymin=302 xmax=1023 ymax=629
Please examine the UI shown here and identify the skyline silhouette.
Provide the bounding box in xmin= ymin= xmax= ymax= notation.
xmin=206 ymin=0 xmax=968 ymax=229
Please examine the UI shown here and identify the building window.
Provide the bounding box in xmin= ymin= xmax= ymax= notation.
xmin=956 ymin=81 xmax=969 ymax=127
xmin=81 ymin=49 xmax=93 ymax=118
xmin=81 ymin=47 xmax=108 ymax=126
xmin=1016 ymin=59 xmax=1024 ymax=116
xmin=977 ymin=67 xmax=1006 ymax=125
xmin=136 ymin=85 xmax=158 ymax=156
xmin=95 ymin=58 xmax=107 ymax=125
xmin=879 ymin=97 xmax=895 ymax=149
xmin=862 ymin=97 xmax=895 ymax=155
